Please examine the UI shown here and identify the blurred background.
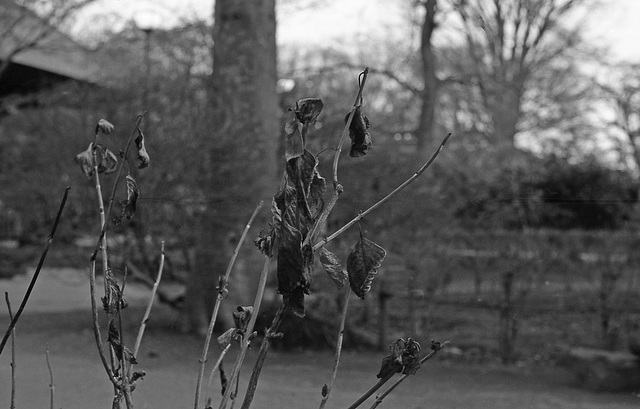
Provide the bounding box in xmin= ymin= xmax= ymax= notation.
xmin=2 ymin=0 xmax=640 ymax=394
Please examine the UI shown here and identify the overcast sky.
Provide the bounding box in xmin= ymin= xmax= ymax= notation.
xmin=78 ymin=0 xmax=640 ymax=63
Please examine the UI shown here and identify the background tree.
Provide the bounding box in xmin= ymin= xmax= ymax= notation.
xmin=599 ymin=63 xmax=640 ymax=173
xmin=452 ymin=0 xmax=585 ymax=151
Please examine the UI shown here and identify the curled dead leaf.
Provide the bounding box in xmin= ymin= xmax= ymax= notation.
xmin=284 ymin=119 xmax=304 ymax=161
xmin=114 ymin=175 xmax=140 ymax=225
xmin=294 ymin=98 xmax=324 ymax=125
xmin=319 ymin=247 xmax=347 ymax=289
xmin=345 ymin=106 xmax=372 ymax=157
xmin=135 ymin=128 xmax=150 ymax=169
xmin=96 ymin=119 xmax=114 ymax=135
xmin=376 ymin=338 xmax=422 ymax=378
xmin=346 ymin=234 xmax=386 ymax=299
xmin=75 ymin=143 xmax=118 ymax=178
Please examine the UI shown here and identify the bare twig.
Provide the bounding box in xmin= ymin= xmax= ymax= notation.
xmin=205 ymin=343 xmax=232 ymax=406
xmin=305 ymin=68 xmax=369 ymax=247
xmin=90 ymin=114 xmax=145 ymax=266
xmin=195 ymin=201 xmax=263 ymax=409
xmin=5 ymin=292 xmax=16 ymax=409
xmin=88 ymin=115 xmax=145 ymax=399
xmin=314 ymin=132 xmax=452 ymax=251
xmin=318 ymin=286 xmax=351 ymax=409
xmin=89 ymin=142 xmax=120 ymax=389
xmin=129 ymin=241 xmax=166 ymax=379
xmin=89 ymin=261 xmax=119 ymax=387
xmin=332 ymin=67 xmax=369 ymax=183
xmin=0 ymin=186 xmax=70 ymax=355
xmin=116 ymin=269 xmax=132 ymax=409
xmin=45 ymin=344 xmax=55 ymax=409
xmin=218 ymin=255 xmax=272 ymax=409
xmin=368 ymin=341 xmax=449 ymax=409
xmin=239 ymin=303 xmax=286 ymax=409
xmin=346 ymin=371 xmax=397 ymax=409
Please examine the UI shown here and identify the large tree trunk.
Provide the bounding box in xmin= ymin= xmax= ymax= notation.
xmin=181 ymin=0 xmax=278 ymax=334
xmin=415 ymin=0 xmax=438 ymax=157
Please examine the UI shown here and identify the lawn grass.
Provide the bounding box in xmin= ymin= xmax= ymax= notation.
xmin=1 ymin=306 xmax=639 ymax=409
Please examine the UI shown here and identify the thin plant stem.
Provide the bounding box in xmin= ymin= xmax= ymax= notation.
xmin=314 ymin=132 xmax=452 ymax=252
xmin=116 ymin=270 xmax=132 ymax=409
xmin=88 ymin=116 xmax=145 ymax=397
xmin=218 ymin=256 xmax=272 ymax=409
xmin=205 ymin=343 xmax=231 ymax=405
xmin=305 ymin=69 xmax=369 ymax=248
xmin=0 ymin=186 xmax=70 ymax=355
xmin=89 ymin=260 xmax=119 ymax=387
xmin=239 ymin=302 xmax=285 ymax=409
xmin=89 ymin=143 xmax=120 ymax=390
xmin=5 ymin=292 xmax=16 ymax=409
xmin=368 ymin=341 xmax=449 ymax=409
xmin=90 ymin=114 xmax=145 ymax=267
xmin=318 ymin=286 xmax=352 ymax=409
xmin=195 ymin=201 xmax=263 ymax=409
xmin=45 ymin=344 xmax=55 ymax=409
xmin=346 ymin=371 xmax=396 ymax=409
xmin=332 ymin=67 xmax=368 ymax=183
xmin=128 ymin=241 xmax=166 ymax=379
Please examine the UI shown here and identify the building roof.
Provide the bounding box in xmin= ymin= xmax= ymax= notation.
xmin=0 ymin=1 xmax=101 ymax=84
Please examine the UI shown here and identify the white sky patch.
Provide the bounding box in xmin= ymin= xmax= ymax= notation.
xmin=75 ymin=0 xmax=640 ymax=63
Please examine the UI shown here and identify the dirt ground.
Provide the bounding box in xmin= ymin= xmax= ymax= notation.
xmin=1 ymin=268 xmax=639 ymax=409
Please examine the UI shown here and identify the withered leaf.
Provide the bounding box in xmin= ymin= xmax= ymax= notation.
xmin=114 ymin=175 xmax=140 ymax=225
xmin=75 ymin=147 xmax=94 ymax=178
xmin=319 ymin=247 xmax=347 ymax=289
xmin=101 ymin=269 xmax=127 ymax=315
xmin=131 ymin=371 xmax=145 ymax=383
xmin=276 ymin=216 xmax=304 ymax=295
xmin=284 ymin=286 xmax=306 ymax=318
xmin=217 ymin=328 xmax=238 ymax=349
xmin=345 ymin=106 xmax=372 ymax=157
xmin=232 ymin=306 xmax=253 ymax=333
xmin=96 ymin=119 xmax=114 ymax=135
xmin=284 ymin=119 xmax=304 ymax=161
xmin=376 ymin=338 xmax=405 ymax=379
xmin=286 ymin=150 xmax=324 ymax=232
xmin=219 ymin=361 xmax=228 ymax=396
xmin=376 ymin=338 xmax=422 ymax=378
xmin=75 ymin=143 xmax=118 ymax=178
xmin=108 ymin=320 xmax=138 ymax=365
xmin=254 ymin=228 xmax=274 ymax=257
xmin=346 ymin=234 xmax=386 ymax=299
xmin=273 ymin=186 xmax=297 ymax=238
xmin=294 ymin=98 xmax=324 ymax=125
xmin=308 ymin=171 xmax=326 ymax=220
xmin=135 ymin=128 xmax=150 ymax=169
xmin=400 ymin=338 xmax=422 ymax=375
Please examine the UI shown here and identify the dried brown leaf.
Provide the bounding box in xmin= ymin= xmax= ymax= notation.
xmin=346 ymin=235 xmax=386 ymax=299
xmin=319 ymin=247 xmax=347 ymax=289
xmin=114 ymin=175 xmax=140 ymax=225
xmin=135 ymin=128 xmax=150 ymax=169
xmin=284 ymin=119 xmax=304 ymax=161
xmin=294 ymin=98 xmax=324 ymax=125
xmin=96 ymin=119 xmax=114 ymax=135
xmin=75 ymin=143 xmax=118 ymax=178
xmin=345 ymin=106 xmax=372 ymax=157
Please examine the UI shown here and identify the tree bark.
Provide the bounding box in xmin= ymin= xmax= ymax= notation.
xmin=415 ymin=0 xmax=438 ymax=157
xmin=181 ymin=0 xmax=278 ymax=334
